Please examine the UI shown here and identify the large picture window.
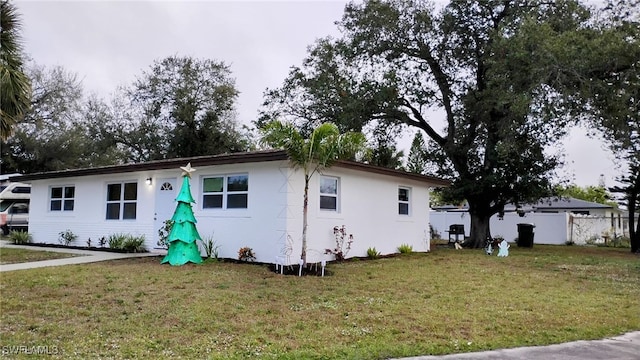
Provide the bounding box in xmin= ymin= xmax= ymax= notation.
xmin=398 ymin=187 xmax=410 ymax=215
xmin=106 ymin=182 xmax=137 ymax=220
xmin=320 ymin=176 xmax=339 ymax=211
xmin=203 ymin=174 xmax=248 ymax=209
xmin=50 ymin=186 xmax=75 ymax=211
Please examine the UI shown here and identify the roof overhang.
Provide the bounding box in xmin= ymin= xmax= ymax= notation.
xmin=17 ymin=149 xmax=451 ymax=187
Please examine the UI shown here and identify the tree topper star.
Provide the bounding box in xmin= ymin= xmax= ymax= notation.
xmin=180 ymin=163 xmax=196 ymax=177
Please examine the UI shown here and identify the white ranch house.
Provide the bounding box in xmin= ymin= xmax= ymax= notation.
xmin=19 ymin=150 xmax=449 ymax=264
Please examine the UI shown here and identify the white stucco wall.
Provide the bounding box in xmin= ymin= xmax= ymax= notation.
xmin=282 ymin=166 xmax=432 ymax=264
xmin=28 ymin=160 xmax=436 ymax=264
xmin=28 ymin=161 xmax=289 ymax=262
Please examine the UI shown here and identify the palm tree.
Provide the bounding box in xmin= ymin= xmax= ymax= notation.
xmin=261 ymin=121 xmax=366 ymax=264
xmin=1 ymin=0 xmax=31 ymax=140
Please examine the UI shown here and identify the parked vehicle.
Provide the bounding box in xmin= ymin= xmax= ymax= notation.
xmin=0 ymin=182 xmax=31 ymax=235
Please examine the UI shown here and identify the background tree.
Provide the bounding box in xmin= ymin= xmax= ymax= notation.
xmin=0 ymin=0 xmax=31 ymax=139
xmin=263 ymin=0 xmax=636 ymax=247
xmin=260 ymin=121 xmax=366 ymax=264
xmin=584 ymin=0 xmax=640 ymax=252
xmin=130 ymin=56 xmax=250 ymax=159
xmin=554 ymin=184 xmax=617 ymax=207
xmin=406 ymin=132 xmax=428 ymax=174
xmin=362 ymin=122 xmax=405 ymax=169
xmin=1 ymin=64 xmax=124 ymax=173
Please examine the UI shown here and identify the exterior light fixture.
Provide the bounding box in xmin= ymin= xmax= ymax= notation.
xmin=146 ymin=177 xmax=152 ymax=186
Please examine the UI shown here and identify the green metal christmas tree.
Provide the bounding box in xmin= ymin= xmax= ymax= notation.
xmin=161 ymin=163 xmax=203 ymax=266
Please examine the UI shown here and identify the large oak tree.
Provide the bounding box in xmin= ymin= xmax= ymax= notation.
xmin=262 ymin=0 xmax=637 ymax=247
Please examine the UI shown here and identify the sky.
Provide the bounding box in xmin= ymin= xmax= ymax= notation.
xmin=14 ymin=0 xmax=620 ymax=187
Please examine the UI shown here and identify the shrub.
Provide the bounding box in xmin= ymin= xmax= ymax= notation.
xmin=397 ymin=243 xmax=413 ymax=254
xmin=108 ymin=233 xmax=147 ymax=252
xmin=157 ymin=220 xmax=174 ymax=249
xmin=201 ymin=235 xmax=221 ymax=260
xmin=9 ymin=230 xmax=31 ymax=245
xmin=98 ymin=236 xmax=107 ymax=247
xmin=324 ymin=225 xmax=354 ymax=261
xmin=108 ymin=233 xmax=127 ymax=249
xmin=58 ymin=229 xmax=78 ymax=246
xmin=366 ymin=247 xmax=380 ymax=259
xmin=238 ymin=247 xmax=256 ymax=262
xmin=122 ymin=235 xmax=147 ymax=253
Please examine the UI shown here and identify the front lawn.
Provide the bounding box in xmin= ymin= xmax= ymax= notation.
xmin=0 ymin=245 xmax=638 ymax=359
xmin=0 ymin=248 xmax=81 ymax=265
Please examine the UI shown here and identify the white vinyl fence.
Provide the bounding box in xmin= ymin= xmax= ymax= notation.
xmin=430 ymin=211 xmax=627 ymax=245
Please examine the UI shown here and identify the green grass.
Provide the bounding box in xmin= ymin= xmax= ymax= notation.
xmin=0 ymin=248 xmax=80 ymax=265
xmin=0 ymin=245 xmax=638 ymax=359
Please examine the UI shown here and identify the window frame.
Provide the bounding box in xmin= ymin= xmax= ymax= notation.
xmin=398 ymin=186 xmax=411 ymax=216
xmin=319 ymin=176 xmax=340 ymax=212
xmin=49 ymin=185 xmax=75 ymax=212
xmin=105 ymin=181 xmax=138 ymax=220
xmin=201 ymin=173 xmax=249 ymax=210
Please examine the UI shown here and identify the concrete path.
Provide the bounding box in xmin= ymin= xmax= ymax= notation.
xmin=0 ymin=241 xmax=159 ymax=272
xmin=396 ymin=331 xmax=640 ymax=360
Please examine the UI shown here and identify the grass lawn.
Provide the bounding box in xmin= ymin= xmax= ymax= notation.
xmin=0 ymin=248 xmax=80 ymax=265
xmin=0 ymin=245 xmax=638 ymax=359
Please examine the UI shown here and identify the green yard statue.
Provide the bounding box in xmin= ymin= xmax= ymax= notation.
xmin=161 ymin=163 xmax=203 ymax=265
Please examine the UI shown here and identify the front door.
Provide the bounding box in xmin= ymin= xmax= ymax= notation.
xmin=154 ymin=178 xmax=177 ymax=249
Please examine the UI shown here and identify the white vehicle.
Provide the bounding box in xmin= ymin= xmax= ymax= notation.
xmin=0 ymin=182 xmax=31 ymax=235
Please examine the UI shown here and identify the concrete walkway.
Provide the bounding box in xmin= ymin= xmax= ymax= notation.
xmin=396 ymin=331 xmax=640 ymax=360
xmin=0 ymin=241 xmax=159 ymax=272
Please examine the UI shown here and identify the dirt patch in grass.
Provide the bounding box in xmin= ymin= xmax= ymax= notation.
xmin=0 ymin=245 xmax=638 ymax=359
xmin=0 ymin=248 xmax=82 ymax=265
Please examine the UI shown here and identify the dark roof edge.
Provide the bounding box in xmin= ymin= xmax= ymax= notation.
xmin=335 ymin=160 xmax=451 ymax=186
xmin=18 ymin=150 xmax=289 ymax=181
xmin=18 ymin=149 xmax=450 ymax=186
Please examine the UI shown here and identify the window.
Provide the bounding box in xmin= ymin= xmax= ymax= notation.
xmin=12 ymin=186 xmax=31 ymax=194
xmin=106 ymin=182 xmax=137 ymax=220
xmin=202 ymin=174 xmax=248 ymax=209
xmin=320 ymin=176 xmax=339 ymax=211
xmin=398 ymin=187 xmax=410 ymax=215
xmin=50 ymin=186 xmax=75 ymax=211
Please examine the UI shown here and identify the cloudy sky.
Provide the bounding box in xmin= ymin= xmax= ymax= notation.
xmin=15 ymin=0 xmax=618 ymax=187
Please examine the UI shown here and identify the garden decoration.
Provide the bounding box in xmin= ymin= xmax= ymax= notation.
xmin=161 ymin=163 xmax=203 ymax=266
xmin=485 ymin=243 xmax=493 ymax=255
xmin=497 ymin=239 xmax=510 ymax=257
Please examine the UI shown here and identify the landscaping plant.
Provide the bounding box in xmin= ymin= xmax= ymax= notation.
xmin=397 ymin=243 xmax=413 ymax=254
xmin=237 ymin=247 xmax=256 ymax=262
xmin=366 ymin=247 xmax=380 ymax=259
xmin=9 ymin=230 xmax=31 ymax=245
xmin=324 ymin=225 xmax=354 ymax=261
xmin=58 ymin=229 xmax=77 ymax=246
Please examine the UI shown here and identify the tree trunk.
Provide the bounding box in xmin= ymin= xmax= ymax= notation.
xmin=632 ymin=216 xmax=639 ymax=253
xmin=630 ymin=198 xmax=638 ymax=253
xmin=466 ymin=212 xmax=491 ymax=248
xmin=301 ymin=174 xmax=309 ymax=263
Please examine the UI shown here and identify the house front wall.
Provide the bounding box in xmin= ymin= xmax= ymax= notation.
xmin=28 ymin=161 xmax=289 ymax=261
xmin=282 ymin=166 xmax=432 ymax=264
xmin=28 ymin=161 xmax=435 ymax=264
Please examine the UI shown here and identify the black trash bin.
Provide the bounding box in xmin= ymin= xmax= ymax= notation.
xmin=517 ymin=223 xmax=535 ymax=247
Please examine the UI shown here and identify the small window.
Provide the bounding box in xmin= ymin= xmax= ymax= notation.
xmin=106 ymin=182 xmax=137 ymax=220
xmin=12 ymin=186 xmax=31 ymax=194
xmin=398 ymin=187 xmax=410 ymax=215
xmin=320 ymin=176 xmax=339 ymax=211
xmin=203 ymin=174 xmax=248 ymax=209
xmin=50 ymin=186 xmax=75 ymax=211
